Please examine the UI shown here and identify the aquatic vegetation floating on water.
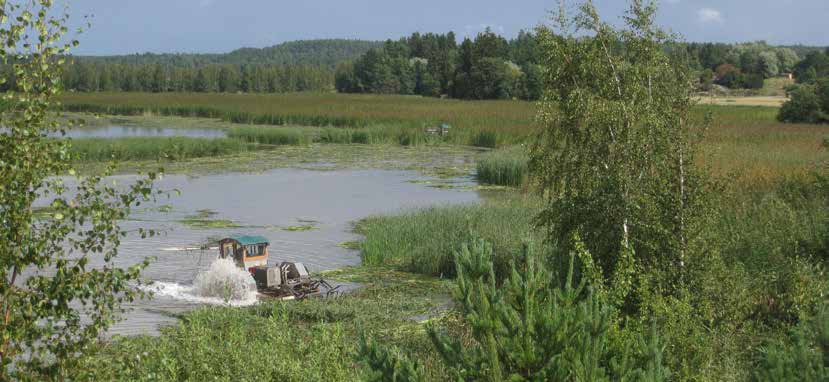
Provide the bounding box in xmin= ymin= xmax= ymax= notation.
xmin=156 ymin=204 xmax=174 ymax=213
xmin=338 ymin=241 xmax=361 ymax=250
xmin=178 ymin=209 xmax=245 ymax=229
xmin=282 ymin=224 xmax=317 ymax=232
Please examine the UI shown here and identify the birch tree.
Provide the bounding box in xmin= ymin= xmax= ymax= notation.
xmin=0 ymin=1 xmax=159 ymax=379
xmin=530 ymin=0 xmax=710 ymax=300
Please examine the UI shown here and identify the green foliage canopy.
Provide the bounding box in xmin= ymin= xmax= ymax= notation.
xmin=0 ymin=1 xmax=159 ymax=379
xmin=530 ymin=0 xmax=709 ymax=297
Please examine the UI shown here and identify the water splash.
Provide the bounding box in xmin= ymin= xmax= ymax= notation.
xmin=193 ymin=258 xmax=258 ymax=301
xmin=144 ymin=258 xmax=258 ymax=306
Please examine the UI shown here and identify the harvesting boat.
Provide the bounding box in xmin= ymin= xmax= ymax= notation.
xmin=218 ymin=235 xmax=337 ymax=299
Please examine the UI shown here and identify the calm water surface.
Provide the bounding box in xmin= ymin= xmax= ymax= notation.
xmin=56 ymin=125 xmax=226 ymax=139
xmin=94 ymin=168 xmax=480 ymax=336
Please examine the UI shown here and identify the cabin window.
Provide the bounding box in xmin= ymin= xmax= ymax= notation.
xmin=234 ymin=245 xmax=244 ymax=266
xmin=221 ymin=243 xmax=234 ymax=258
xmin=246 ymin=244 xmax=265 ymax=258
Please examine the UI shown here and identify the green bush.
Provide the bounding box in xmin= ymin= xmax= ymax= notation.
xmin=361 ymin=239 xmax=670 ymax=381
xmin=755 ymin=307 xmax=829 ymax=381
xmin=778 ymin=83 xmax=828 ymax=123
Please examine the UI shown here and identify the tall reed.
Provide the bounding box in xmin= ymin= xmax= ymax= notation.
xmin=476 ymin=148 xmax=528 ymax=186
xmin=357 ymin=196 xmax=540 ymax=278
xmin=69 ymin=137 xmax=250 ymax=162
xmin=227 ymin=126 xmax=308 ymax=145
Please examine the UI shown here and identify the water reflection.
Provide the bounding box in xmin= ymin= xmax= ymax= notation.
xmin=54 ymin=125 xmax=226 ymax=139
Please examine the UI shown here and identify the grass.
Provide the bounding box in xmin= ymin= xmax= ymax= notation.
xmin=61 ymin=92 xmax=538 ymax=145
xmin=356 ymin=194 xmax=541 ymax=279
xmin=227 ymin=126 xmax=309 ymax=146
xmin=348 ymin=174 xmax=828 ymax=380
xmin=470 ymin=130 xmax=499 ymax=148
xmin=475 ymin=147 xmax=528 ymax=187
xmin=55 ymin=92 xmax=829 ymax=380
xmin=696 ymin=105 xmax=829 ymax=190
xmin=62 ymin=93 xmax=829 ymax=189
xmin=69 ymin=137 xmax=252 ymax=162
xmin=79 ymin=267 xmax=465 ymax=381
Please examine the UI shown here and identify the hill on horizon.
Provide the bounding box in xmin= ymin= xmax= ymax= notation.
xmin=76 ymin=39 xmax=384 ymax=67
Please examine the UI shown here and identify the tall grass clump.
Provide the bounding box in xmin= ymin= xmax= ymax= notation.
xmin=317 ymin=128 xmax=380 ymax=144
xmin=476 ymin=147 xmax=529 ymax=186
xmin=227 ymin=126 xmax=308 ymax=145
xmin=69 ymin=137 xmax=250 ymax=162
xmin=356 ymin=196 xmax=540 ymax=278
xmin=470 ymin=130 xmax=498 ymax=148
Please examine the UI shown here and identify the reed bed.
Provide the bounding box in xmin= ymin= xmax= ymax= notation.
xmin=356 ymin=196 xmax=541 ymax=278
xmin=227 ymin=126 xmax=309 ymax=145
xmin=61 ymin=93 xmax=829 ymax=187
xmin=69 ymin=137 xmax=250 ymax=162
xmin=60 ymin=92 xmax=536 ymax=145
xmin=476 ymin=147 xmax=529 ymax=186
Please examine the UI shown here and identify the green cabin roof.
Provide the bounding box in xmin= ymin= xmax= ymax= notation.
xmin=226 ymin=235 xmax=269 ymax=246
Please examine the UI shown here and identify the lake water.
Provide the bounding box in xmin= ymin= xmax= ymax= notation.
xmin=56 ymin=125 xmax=226 ymax=139
xmin=88 ymin=168 xmax=480 ymax=336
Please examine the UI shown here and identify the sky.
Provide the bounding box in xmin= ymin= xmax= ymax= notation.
xmin=68 ymin=0 xmax=828 ymax=55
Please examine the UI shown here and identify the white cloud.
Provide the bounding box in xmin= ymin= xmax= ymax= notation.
xmin=697 ymin=8 xmax=724 ymax=24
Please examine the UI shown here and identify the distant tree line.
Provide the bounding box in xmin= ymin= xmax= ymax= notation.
xmin=778 ymin=48 xmax=829 ymax=123
xmin=683 ymin=41 xmax=801 ymax=90
xmin=0 ymin=39 xmax=380 ymax=94
xmin=335 ymin=29 xmax=543 ymax=100
xmin=27 ymin=33 xmax=824 ymax=98
xmin=50 ymin=62 xmax=335 ymax=93
xmin=78 ymin=39 xmax=382 ymax=68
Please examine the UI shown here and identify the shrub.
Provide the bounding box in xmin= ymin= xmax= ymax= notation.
xmin=361 ymin=239 xmax=670 ymax=381
xmin=778 ymin=84 xmax=826 ymax=124
xmin=755 ymin=307 xmax=829 ymax=381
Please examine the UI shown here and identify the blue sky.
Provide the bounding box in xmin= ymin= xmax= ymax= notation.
xmin=69 ymin=0 xmax=827 ymax=55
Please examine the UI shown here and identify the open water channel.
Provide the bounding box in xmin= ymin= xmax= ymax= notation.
xmin=50 ymin=126 xmax=481 ymax=336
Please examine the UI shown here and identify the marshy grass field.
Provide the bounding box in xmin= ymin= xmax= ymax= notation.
xmin=55 ymin=91 xmax=829 ymax=380
xmin=63 ymin=92 xmax=828 ymax=187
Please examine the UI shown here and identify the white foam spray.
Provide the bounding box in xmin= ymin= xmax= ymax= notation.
xmin=193 ymin=258 xmax=258 ymax=301
xmin=143 ymin=258 xmax=258 ymax=306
